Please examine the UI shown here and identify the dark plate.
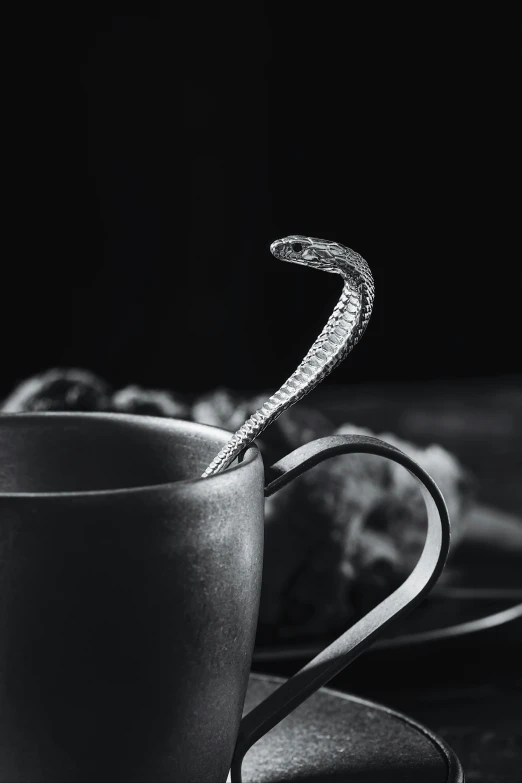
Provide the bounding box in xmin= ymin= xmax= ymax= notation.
xmin=238 ymin=673 xmax=463 ymax=782
xmin=253 ymin=504 xmax=522 ymax=663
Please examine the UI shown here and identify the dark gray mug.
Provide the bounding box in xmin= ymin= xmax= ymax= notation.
xmin=0 ymin=413 xmax=450 ymax=782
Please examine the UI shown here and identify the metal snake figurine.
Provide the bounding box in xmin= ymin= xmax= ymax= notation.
xmin=202 ymin=235 xmax=375 ymax=478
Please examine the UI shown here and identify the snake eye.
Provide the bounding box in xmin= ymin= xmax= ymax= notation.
xmin=291 ymin=242 xmax=303 ymax=253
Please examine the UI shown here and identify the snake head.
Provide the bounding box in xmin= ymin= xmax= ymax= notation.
xmin=270 ymin=235 xmax=344 ymax=273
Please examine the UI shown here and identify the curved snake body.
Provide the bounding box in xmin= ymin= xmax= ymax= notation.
xmin=202 ymin=236 xmax=375 ymax=477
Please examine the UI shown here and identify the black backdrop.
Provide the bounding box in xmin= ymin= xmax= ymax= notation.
xmin=2 ymin=5 xmax=520 ymax=398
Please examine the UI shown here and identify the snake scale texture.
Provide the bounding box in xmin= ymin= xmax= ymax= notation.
xmin=202 ymin=235 xmax=375 ymax=478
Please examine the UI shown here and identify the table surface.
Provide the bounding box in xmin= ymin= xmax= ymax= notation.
xmin=253 ymin=376 xmax=522 ymax=783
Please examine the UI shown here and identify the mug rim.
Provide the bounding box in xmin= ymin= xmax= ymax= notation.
xmin=0 ymin=411 xmax=261 ymax=500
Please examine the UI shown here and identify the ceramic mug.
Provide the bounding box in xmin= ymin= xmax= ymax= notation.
xmin=0 ymin=413 xmax=450 ymax=782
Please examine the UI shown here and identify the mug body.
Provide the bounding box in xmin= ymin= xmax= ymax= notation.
xmin=0 ymin=413 xmax=265 ymax=782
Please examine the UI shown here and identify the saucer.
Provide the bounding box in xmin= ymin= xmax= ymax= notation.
xmin=239 ymin=674 xmax=464 ymax=782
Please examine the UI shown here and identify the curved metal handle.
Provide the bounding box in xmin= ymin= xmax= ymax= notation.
xmin=231 ymin=434 xmax=451 ymax=782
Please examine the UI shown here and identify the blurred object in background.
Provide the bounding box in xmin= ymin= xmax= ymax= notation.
xmin=1 ymin=369 xmax=190 ymax=420
xmin=258 ymin=420 xmax=474 ymax=641
xmin=313 ymin=379 xmax=522 ymax=516
xmin=111 ymin=384 xmax=190 ymax=418
xmin=1 ymin=368 xmax=112 ymax=412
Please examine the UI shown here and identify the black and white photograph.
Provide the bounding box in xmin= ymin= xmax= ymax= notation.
xmin=0 ymin=5 xmax=520 ymax=782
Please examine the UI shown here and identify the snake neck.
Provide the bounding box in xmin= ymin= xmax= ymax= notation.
xmin=202 ymin=266 xmax=374 ymax=478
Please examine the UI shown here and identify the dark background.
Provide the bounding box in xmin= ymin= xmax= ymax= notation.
xmin=2 ymin=5 xmax=519 ymax=398
xmin=1 ymin=10 xmax=521 ymax=781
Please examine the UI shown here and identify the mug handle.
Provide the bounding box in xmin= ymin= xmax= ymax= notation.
xmin=231 ymin=433 xmax=451 ymax=781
